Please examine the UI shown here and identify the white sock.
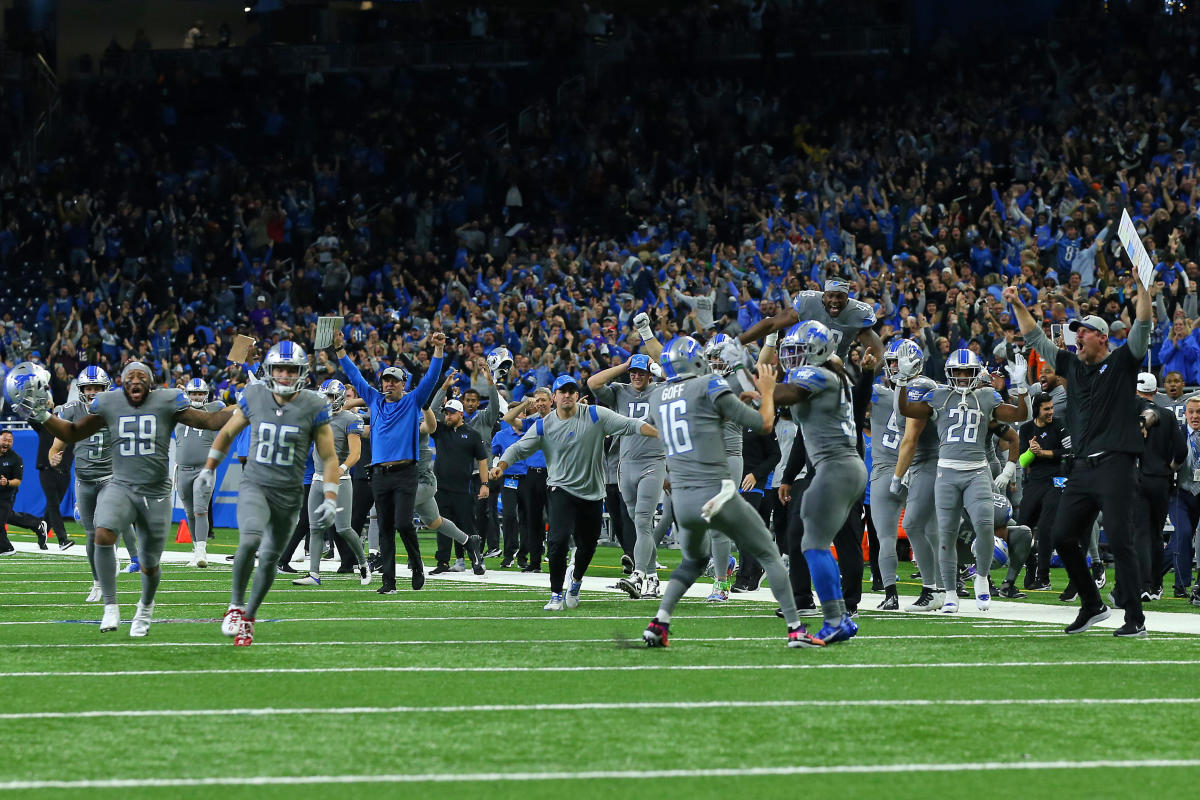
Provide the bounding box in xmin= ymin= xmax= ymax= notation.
xmin=656 ymin=609 xmax=671 ymax=623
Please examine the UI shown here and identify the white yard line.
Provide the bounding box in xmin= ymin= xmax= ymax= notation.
xmin=3 ymin=760 xmax=1200 ymax=789
xmin=3 ymin=696 xmax=1199 ymax=722
xmin=0 ymin=659 xmax=1194 ymax=678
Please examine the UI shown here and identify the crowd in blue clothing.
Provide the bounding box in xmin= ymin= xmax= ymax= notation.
xmin=1 ymin=4 xmax=1199 ymax=411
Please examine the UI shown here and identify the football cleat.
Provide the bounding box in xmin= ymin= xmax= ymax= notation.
xmin=904 ymin=587 xmax=940 ymax=612
xmin=450 ymin=558 xmax=466 ymax=573
xmin=36 ymin=520 xmax=48 ymax=549
xmin=974 ymin=574 xmax=991 ymax=611
xmin=643 ymin=573 xmax=661 ymax=599
xmin=411 ymin=569 xmax=426 ymax=591
xmin=620 ymin=554 xmax=634 ymax=575
xmin=125 ymin=558 xmax=141 ymax=574
xmin=1064 ymin=605 xmax=1110 ymax=634
xmin=941 ymin=598 xmax=959 ymax=614
xmin=877 ymin=586 xmax=899 ymax=611
xmin=643 ymin=618 xmax=670 ymax=647
xmin=59 ymin=538 xmax=75 ymax=551
xmin=816 ymin=613 xmax=858 ymax=644
xmin=129 ymin=602 xmax=154 ymax=638
xmin=544 ymin=593 xmax=565 ymax=611
xmin=997 ymin=581 xmax=1027 ymax=599
xmin=786 ymin=623 xmax=825 ymax=648
xmin=194 ymin=542 xmax=208 ymax=569
xmin=292 ymin=574 xmax=321 ymax=586
xmin=359 ymin=562 xmax=372 ymax=586
xmin=234 ymin=618 xmax=255 ymax=647
xmin=1092 ymin=563 xmax=1107 ymax=589
xmin=1113 ymin=622 xmax=1148 ymax=638
xmin=85 ymin=583 xmax=102 ymax=603
xmin=706 ymin=583 xmax=729 ymax=603
xmin=616 ymin=571 xmax=644 ymax=599
xmin=466 ymin=535 xmax=486 ymax=575
xmin=221 ymin=606 xmax=244 ymax=637
xmin=100 ymin=604 xmax=120 ymax=633
xmin=565 ymin=580 xmax=582 ymax=609
xmin=376 ymin=585 xmax=398 ymax=595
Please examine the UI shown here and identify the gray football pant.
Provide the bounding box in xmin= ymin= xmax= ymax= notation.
xmin=708 ymin=455 xmax=743 ymax=579
xmin=800 ymin=457 xmax=868 ymax=550
xmin=306 ymin=479 xmax=366 ymax=574
xmin=934 ymin=465 xmax=994 ymax=593
xmin=654 ymin=491 xmax=675 ymax=546
xmin=415 ymin=481 xmax=469 ymax=544
xmin=903 ymin=461 xmax=940 ymax=589
xmin=658 ymin=484 xmax=799 ymax=626
xmin=176 ymin=465 xmax=214 ymax=544
xmin=869 ymin=464 xmax=902 ymax=588
xmin=92 ymin=484 xmax=171 ymax=607
xmin=76 ymin=477 xmax=138 ymax=582
xmin=618 ymin=458 xmax=666 ymax=574
xmin=231 ymin=482 xmax=303 ymax=618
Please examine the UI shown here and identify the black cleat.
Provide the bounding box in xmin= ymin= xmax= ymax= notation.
xmin=620 ymin=554 xmax=634 ymax=575
xmin=466 ymin=535 xmax=486 ymax=575
xmin=376 ymin=584 xmax=397 ymax=595
xmin=876 ymin=586 xmax=899 ymax=611
xmin=1113 ymin=622 xmax=1147 ymax=638
xmin=1064 ymin=605 xmax=1110 ymax=634
xmin=499 ymin=555 xmax=515 ymax=569
xmin=277 ymin=563 xmax=298 ymax=574
xmin=36 ymin=521 xmax=48 ymax=550
xmin=997 ymin=581 xmax=1027 ymax=599
xmin=430 ymin=562 xmax=451 ymax=575
xmin=411 ymin=570 xmax=426 ymax=591
xmin=1092 ymin=564 xmax=1107 ymax=589
xmin=334 ymin=563 xmax=355 ymax=574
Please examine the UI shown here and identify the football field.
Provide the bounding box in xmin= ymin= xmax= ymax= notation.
xmin=2 ymin=524 xmax=1200 ymax=798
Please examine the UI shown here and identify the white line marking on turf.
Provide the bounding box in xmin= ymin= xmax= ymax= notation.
xmin=3 ymin=759 xmax=1200 ymax=789
xmin=0 ymin=660 xmax=1194 ymax=678
xmin=4 ymin=697 xmax=1199 ymax=722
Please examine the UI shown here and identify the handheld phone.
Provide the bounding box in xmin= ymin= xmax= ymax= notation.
xmin=1050 ymin=323 xmax=1063 ymax=341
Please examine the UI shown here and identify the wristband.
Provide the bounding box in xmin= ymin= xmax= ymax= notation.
xmin=323 ymin=481 xmax=340 ymax=495
xmin=207 ymin=447 xmax=226 ymax=463
xmin=338 ymin=464 xmax=349 ymax=474
xmin=764 ymin=332 xmax=778 ymax=348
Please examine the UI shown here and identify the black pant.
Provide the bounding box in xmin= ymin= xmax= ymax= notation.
xmin=1130 ymin=473 xmax=1171 ymax=597
xmin=373 ymin=464 xmax=421 ymax=588
xmin=604 ymin=483 xmax=632 ymax=556
xmin=351 ymin=476 xmax=374 ymax=539
xmin=547 ymin=487 xmax=603 ymax=594
xmin=0 ymin=495 xmax=42 ymax=549
xmin=834 ymin=500 xmax=865 ymax=611
xmin=519 ymin=468 xmax=548 ymax=565
xmin=473 ymin=474 xmax=501 ymax=552
xmin=865 ymin=502 xmax=880 ymax=585
xmin=783 ymin=485 xmax=814 ymax=607
xmin=40 ymin=467 xmax=69 ymax=543
xmin=278 ymin=484 xmax=312 ymax=566
xmin=500 ymin=480 xmax=526 ymax=560
xmin=435 ymin=489 xmax=476 ymax=563
xmin=1019 ymin=480 xmax=1062 ymax=584
xmin=1052 ymin=453 xmax=1143 ymax=625
xmin=733 ymin=490 xmax=775 ymax=588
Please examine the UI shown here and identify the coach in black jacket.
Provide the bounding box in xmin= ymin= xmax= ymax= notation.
xmin=1130 ymin=374 xmax=1187 ymax=605
xmin=731 ymin=424 xmax=780 ymax=592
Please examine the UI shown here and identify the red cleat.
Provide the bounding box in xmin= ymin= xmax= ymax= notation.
xmin=643 ymin=618 xmax=670 ymax=648
xmin=234 ymin=617 xmax=255 ymax=647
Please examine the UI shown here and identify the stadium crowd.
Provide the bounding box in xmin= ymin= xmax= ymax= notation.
xmin=1 ymin=1 xmax=1199 ymax=639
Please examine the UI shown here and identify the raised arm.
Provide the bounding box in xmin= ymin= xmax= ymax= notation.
xmin=36 ymin=410 xmax=104 ymax=444
xmin=738 ymin=306 xmax=800 ymax=345
xmin=408 ymin=332 xmax=447 ymax=409
xmin=176 ymin=404 xmax=236 ymax=431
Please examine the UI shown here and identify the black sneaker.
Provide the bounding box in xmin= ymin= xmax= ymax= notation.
xmin=0 ymin=546 xmax=16 ymax=557
xmin=997 ymin=581 xmax=1027 ymax=599
xmin=1113 ymin=621 xmax=1147 ymax=638
xmin=367 ymin=552 xmax=382 ymax=572
xmin=876 ymin=586 xmax=899 ymax=611
xmin=1059 ymin=583 xmax=1078 ymax=602
xmin=499 ymin=555 xmax=515 ymax=569
xmin=870 ymin=578 xmax=884 ymax=592
xmin=1064 ymin=605 xmax=1110 ymax=634
xmin=277 ymin=563 xmax=298 ymax=574
xmin=335 ymin=563 xmax=355 ymax=574
xmin=1149 ymin=585 xmax=1163 ymax=601
xmin=910 ymin=568 xmax=922 ymax=580
xmin=620 ymin=554 xmax=634 ymax=575
xmin=1029 ymin=580 xmax=1052 ymax=591
xmin=730 ymin=583 xmax=754 ymax=594
xmin=521 ymin=563 xmax=542 ymax=573
xmin=430 ymin=562 xmax=451 ymax=575
xmin=466 ymin=535 xmax=486 ymax=575
xmin=516 ymin=557 xmax=529 ymax=570
xmin=411 ymin=570 xmax=426 ymax=591
xmin=1191 ymin=587 xmax=1200 ymax=608
xmin=58 ymin=538 xmax=75 ymax=551
xmin=36 ymin=521 xmax=48 ymax=550
xmin=376 ymin=584 xmax=397 ymax=595
xmin=483 ymin=548 xmax=502 ymax=559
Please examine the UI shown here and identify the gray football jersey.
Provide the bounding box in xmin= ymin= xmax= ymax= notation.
xmin=869 ymin=383 xmax=903 ymax=468
xmin=792 ymin=291 xmax=877 ymax=358
xmin=787 ymin=366 xmax=858 ymax=464
xmin=311 ymin=409 xmax=365 ymax=474
xmin=650 ymin=374 xmax=763 ymax=489
xmin=908 ymin=384 xmax=1003 ymax=465
xmin=1155 ymin=392 xmax=1188 ymax=425
xmin=721 ymin=373 xmax=755 ymax=456
xmin=238 ymin=383 xmax=332 ymax=489
xmin=174 ymin=400 xmax=227 ymax=468
xmin=60 ymin=399 xmax=111 ymax=482
xmin=89 ymin=387 xmax=190 ymax=496
xmin=594 ymin=381 xmax=665 ymax=462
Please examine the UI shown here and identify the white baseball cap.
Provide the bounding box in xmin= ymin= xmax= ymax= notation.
xmin=1136 ymin=373 xmax=1157 ymax=393
xmin=444 ymin=399 xmax=464 ymax=413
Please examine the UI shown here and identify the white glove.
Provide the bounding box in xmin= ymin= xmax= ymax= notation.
xmin=195 ymin=467 xmax=216 ymax=498
xmin=896 ymin=351 xmax=922 ymax=383
xmin=764 ymin=332 xmax=779 ymax=348
xmin=633 ymin=312 xmax=653 ymax=341
xmin=993 ymin=462 xmax=1016 ymax=493
xmin=889 ymin=474 xmax=909 ymax=498
xmin=312 ymin=497 xmax=337 ymax=529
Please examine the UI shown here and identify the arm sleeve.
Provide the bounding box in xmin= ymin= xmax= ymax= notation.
xmin=430 ymin=385 xmax=447 ymax=420
xmin=1171 ymin=418 xmax=1188 ymax=466
xmin=338 ymin=355 xmax=381 ymax=406
xmin=1023 ymin=324 xmax=1072 ymax=374
xmin=481 ymin=381 xmax=501 ymax=428
xmin=1127 ymin=319 xmax=1151 ymax=361
xmin=714 ymin=391 xmax=766 ymax=433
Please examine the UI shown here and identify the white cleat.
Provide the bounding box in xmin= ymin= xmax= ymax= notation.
xmin=565 ymin=581 xmax=582 ymax=609
xmin=930 ymin=591 xmax=946 ymax=611
xmin=359 ymin=562 xmax=372 ymax=586
xmin=292 ymin=574 xmax=321 ymax=586
xmin=130 ymin=602 xmax=154 ymax=637
xmin=221 ymin=606 xmax=244 ymax=637
xmin=543 ymin=593 xmax=565 ymax=611
xmin=643 ymin=573 xmax=661 ymax=598
xmin=100 ymin=604 xmax=120 ymax=633
xmin=941 ymin=598 xmax=959 ymax=614
xmin=195 ymin=542 xmax=208 ymax=569
xmin=974 ymin=574 xmax=991 ymax=611
xmin=85 ymin=582 xmax=102 ymax=603
xmin=700 ymin=480 xmax=738 ymax=523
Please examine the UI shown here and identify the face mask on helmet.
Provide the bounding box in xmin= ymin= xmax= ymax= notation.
xmin=947 ymin=367 xmax=979 ymax=390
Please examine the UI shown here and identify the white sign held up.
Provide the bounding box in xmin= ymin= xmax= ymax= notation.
xmin=1117 ymin=209 xmax=1156 ymax=288
xmin=314 ymin=316 xmax=344 ymax=350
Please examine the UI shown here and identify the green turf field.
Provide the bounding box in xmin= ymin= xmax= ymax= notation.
xmin=2 ymin=523 xmax=1199 ymax=798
